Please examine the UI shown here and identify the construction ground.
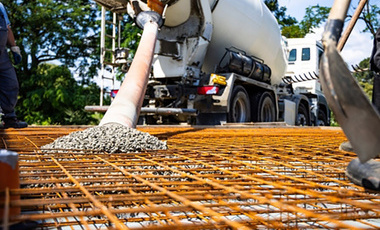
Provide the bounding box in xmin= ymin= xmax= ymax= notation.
xmin=1 ymin=125 xmax=380 ymax=229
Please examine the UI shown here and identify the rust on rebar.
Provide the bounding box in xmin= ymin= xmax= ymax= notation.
xmin=0 ymin=126 xmax=379 ymax=229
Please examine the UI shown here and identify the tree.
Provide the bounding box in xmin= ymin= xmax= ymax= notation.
xmin=109 ymin=14 xmax=141 ymax=82
xmin=297 ymin=1 xmax=380 ymax=38
xmin=22 ymin=63 xmax=100 ymax=125
xmin=354 ymin=58 xmax=374 ymax=83
xmin=280 ymin=5 xmax=330 ymax=38
xmin=120 ymin=16 xmax=142 ymax=59
xmin=5 ymin=0 xmax=100 ymax=81
xmin=264 ymin=0 xmax=297 ymax=28
xmin=300 ymin=5 xmax=330 ymax=35
xmin=263 ymin=0 xmax=330 ymax=38
xmin=3 ymin=0 xmax=101 ymax=124
xmin=358 ymin=1 xmax=380 ymax=36
xmin=353 ymin=58 xmax=374 ymax=99
xmin=264 ymin=0 xmax=301 ymax=38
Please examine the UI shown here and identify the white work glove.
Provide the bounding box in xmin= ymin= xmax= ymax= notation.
xmin=10 ymin=46 xmax=22 ymax=64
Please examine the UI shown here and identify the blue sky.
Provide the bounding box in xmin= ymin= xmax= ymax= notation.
xmin=278 ymin=0 xmax=373 ymax=67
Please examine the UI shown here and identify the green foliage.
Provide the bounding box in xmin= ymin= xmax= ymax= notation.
xmin=263 ymin=0 xmax=301 ymax=38
xmin=3 ymin=0 xmax=101 ymax=125
xmin=263 ymin=1 xmax=330 ymax=38
xmin=120 ymin=16 xmax=142 ymax=59
xmin=300 ymin=5 xmax=330 ymax=35
xmin=5 ymin=0 xmax=100 ymax=78
xmin=359 ymin=2 xmax=380 ymax=36
xmin=281 ymin=25 xmax=305 ymax=38
xmin=264 ymin=0 xmax=297 ymax=28
xmin=353 ymin=58 xmax=375 ymax=100
xmin=102 ymin=14 xmax=141 ymax=82
xmin=116 ymin=15 xmax=141 ymax=82
xmin=330 ymin=58 xmax=375 ymax=127
xmin=280 ymin=5 xmax=330 ymax=38
xmin=359 ymin=81 xmax=374 ymax=100
xmin=283 ymin=1 xmax=380 ymax=39
xmin=21 ymin=64 xmax=101 ymax=125
xmin=353 ymin=58 xmax=374 ymax=84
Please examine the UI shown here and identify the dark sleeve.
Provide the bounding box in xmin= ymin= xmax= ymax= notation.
xmin=370 ymin=28 xmax=380 ymax=72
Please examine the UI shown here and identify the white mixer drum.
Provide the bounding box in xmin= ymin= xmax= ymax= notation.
xmin=203 ymin=0 xmax=287 ymax=85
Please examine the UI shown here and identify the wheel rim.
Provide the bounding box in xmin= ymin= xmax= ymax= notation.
xmin=317 ymin=111 xmax=327 ymax=126
xmin=258 ymin=94 xmax=275 ymax=122
xmin=228 ymin=86 xmax=251 ymax=123
xmin=260 ymin=98 xmax=274 ymax=122
xmin=317 ymin=120 xmax=326 ymax=126
xmin=297 ymin=104 xmax=308 ymax=126
xmin=232 ymin=96 xmax=248 ymax=122
xmin=297 ymin=114 xmax=307 ymax=126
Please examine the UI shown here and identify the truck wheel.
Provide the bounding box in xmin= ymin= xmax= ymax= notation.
xmin=228 ymin=85 xmax=251 ymax=123
xmin=317 ymin=110 xmax=328 ymax=126
xmin=296 ymin=103 xmax=309 ymax=126
xmin=257 ymin=92 xmax=276 ymax=122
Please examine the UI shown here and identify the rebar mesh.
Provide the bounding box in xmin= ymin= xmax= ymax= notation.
xmin=1 ymin=126 xmax=379 ymax=229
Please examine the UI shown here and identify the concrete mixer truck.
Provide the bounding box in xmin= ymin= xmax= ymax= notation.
xmin=92 ymin=0 xmax=330 ymax=126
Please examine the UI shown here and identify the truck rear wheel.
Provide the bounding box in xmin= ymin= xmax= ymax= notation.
xmin=257 ymin=92 xmax=276 ymax=122
xmin=228 ymin=85 xmax=251 ymax=123
xmin=296 ymin=102 xmax=310 ymax=126
xmin=317 ymin=110 xmax=328 ymax=126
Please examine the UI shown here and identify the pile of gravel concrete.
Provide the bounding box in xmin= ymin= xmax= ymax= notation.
xmin=41 ymin=123 xmax=167 ymax=153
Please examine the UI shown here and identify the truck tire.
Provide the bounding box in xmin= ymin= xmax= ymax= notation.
xmin=317 ymin=110 xmax=328 ymax=126
xmin=228 ymin=85 xmax=251 ymax=123
xmin=296 ymin=102 xmax=309 ymax=126
xmin=257 ymin=92 xmax=276 ymax=122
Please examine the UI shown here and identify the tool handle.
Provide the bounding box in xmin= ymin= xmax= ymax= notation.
xmin=323 ymin=0 xmax=352 ymax=44
xmin=337 ymin=0 xmax=367 ymax=51
xmin=328 ymin=0 xmax=351 ymax=21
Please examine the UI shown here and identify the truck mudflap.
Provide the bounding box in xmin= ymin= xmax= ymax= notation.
xmin=278 ymin=94 xmax=312 ymax=126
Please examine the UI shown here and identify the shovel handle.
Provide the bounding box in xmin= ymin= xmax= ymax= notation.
xmin=323 ymin=0 xmax=351 ymax=44
xmin=328 ymin=0 xmax=351 ymax=21
xmin=337 ymin=0 xmax=368 ymax=51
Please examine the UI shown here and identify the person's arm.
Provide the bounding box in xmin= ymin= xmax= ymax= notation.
xmin=7 ymin=25 xmax=17 ymax=47
xmin=7 ymin=25 xmax=22 ymax=64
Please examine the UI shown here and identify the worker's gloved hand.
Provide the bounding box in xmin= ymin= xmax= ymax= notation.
xmin=10 ymin=46 xmax=22 ymax=65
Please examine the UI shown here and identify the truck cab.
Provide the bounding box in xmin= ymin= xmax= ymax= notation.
xmin=287 ymin=38 xmax=323 ymax=95
xmin=281 ymin=38 xmax=330 ymax=126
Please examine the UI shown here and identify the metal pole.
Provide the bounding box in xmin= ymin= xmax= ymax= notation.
xmin=100 ymin=6 xmax=106 ymax=106
xmin=112 ymin=12 xmax=116 ymax=90
xmin=118 ymin=15 xmax=122 ymax=48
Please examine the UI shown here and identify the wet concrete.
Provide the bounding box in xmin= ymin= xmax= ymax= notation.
xmin=41 ymin=123 xmax=167 ymax=153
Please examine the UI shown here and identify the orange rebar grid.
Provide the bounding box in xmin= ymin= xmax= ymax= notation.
xmin=0 ymin=126 xmax=379 ymax=229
